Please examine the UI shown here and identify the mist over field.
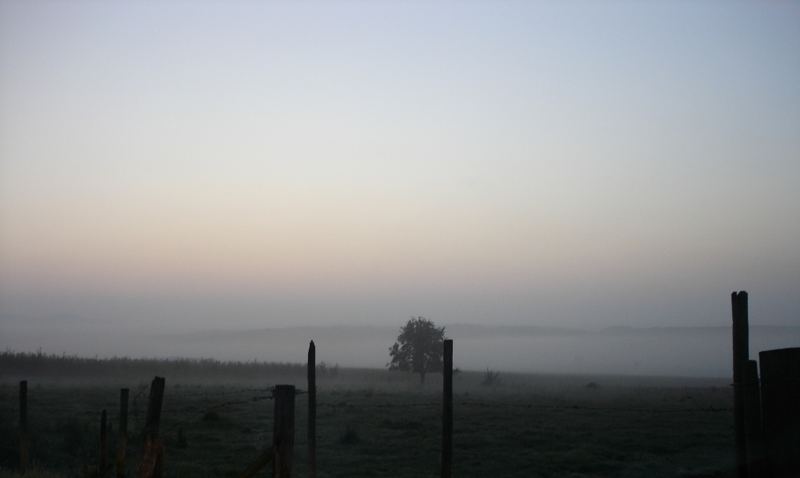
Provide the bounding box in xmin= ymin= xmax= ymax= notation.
xmin=1 ymin=2 xmax=798 ymax=388
xmin=3 ymin=316 xmax=798 ymax=377
xmin=2 ymin=2 xmax=799 ymax=476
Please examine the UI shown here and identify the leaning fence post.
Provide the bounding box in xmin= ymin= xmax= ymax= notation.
xmin=100 ymin=409 xmax=108 ymax=476
xmin=117 ymin=388 xmax=129 ymax=478
xmin=759 ymin=347 xmax=800 ymax=478
xmin=273 ymin=385 xmax=295 ymax=478
xmin=308 ymin=341 xmax=317 ymax=478
xmin=19 ymin=380 xmax=29 ymax=473
xmin=731 ymin=290 xmax=748 ymax=478
xmin=441 ymin=339 xmax=453 ymax=478
xmin=137 ymin=376 xmax=165 ymax=478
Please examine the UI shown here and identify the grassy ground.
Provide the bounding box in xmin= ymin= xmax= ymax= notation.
xmin=0 ymin=371 xmax=734 ymax=478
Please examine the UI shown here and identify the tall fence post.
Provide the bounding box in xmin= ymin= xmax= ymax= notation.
xmin=117 ymin=388 xmax=129 ymax=478
xmin=742 ymin=360 xmax=765 ymax=477
xmin=759 ymin=347 xmax=800 ymax=478
xmin=731 ymin=290 xmax=749 ymax=478
xmin=441 ymin=339 xmax=453 ymax=478
xmin=100 ymin=409 xmax=108 ymax=476
xmin=308 ymin=341 xmax=317 ymax=478
xmin=138 ymin=376 xmax=165 ymax=478
xmin=273 ymin=385 xmax=295 ymax=478
xmin=19 ymin=380 xmax=29 ymax=473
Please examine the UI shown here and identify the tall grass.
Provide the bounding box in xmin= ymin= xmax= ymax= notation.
xmin=0 ymin=350 xmax=338 ymax=382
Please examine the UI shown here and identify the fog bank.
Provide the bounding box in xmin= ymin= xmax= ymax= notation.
xmin=3 ymin=321 xmax=798 ymax=378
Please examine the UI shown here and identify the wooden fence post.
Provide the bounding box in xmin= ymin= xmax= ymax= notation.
xmin=441 ymin=339 xmax=453 ymax=478
xmin=308 ymin=341 xmax=317 ymax=478
xmin=759 ymin=347 xmax=800 ymax=478
xmin=144 ymin=377 xmax=165 ymax=442
xmin=273 ymin=385 xmax=295 ymax=478
xmin=137 ymin=376 xmax=165 ymax=478
xmin=19 ymin=380 xmax=29 ymax=472
xmin=117 ymin=388 xmax=129 ymax=478
xmin=731 ymin=290 xmax=748 ymax=478
xmin=742 ymin=360 xmax=765 ymax=477
xmin=100 ymin=409 xmax=108 ymax=477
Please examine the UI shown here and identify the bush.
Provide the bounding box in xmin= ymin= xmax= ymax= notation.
xmin=481 ymin=369 xmax=501 ymax=387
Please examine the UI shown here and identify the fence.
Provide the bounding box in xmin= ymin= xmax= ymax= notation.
xmin=731 ymin=291 xmax=800 ymax=478
xmin=11 ymin=340 xmax=454 ymax=478
xmin=8 ymin=292 xmax=799 ymax=477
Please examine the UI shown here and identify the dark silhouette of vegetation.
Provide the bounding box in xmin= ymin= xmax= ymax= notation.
xmin=387 ymin=317 xmax=446 ymax=384
xmin=481 ymin=369 xmax=501 ymax=387
xmin=0 ymin=350 xmax=340 ymax=382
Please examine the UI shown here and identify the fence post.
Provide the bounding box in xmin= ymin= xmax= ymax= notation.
xmin=137 ymin=376 xmax=165 ymax=478
xmin=100 ymin=409 xmax=108 ymax=476
xmin=742 ymin=360 xmax=765 ymax=477
xmin=441 ymin=339 xmax=453 ymax=478
xmin=144 ymin=377 xmax=165 ymax=442
xmin=308 ymin=341 xmax=317 ymax=478
xmin=731 ymin=290 xmax=748 ymax=478
xmin=19 ymin=380 xmax=29 ymax=473
xmin=117 ymin=388 xmax=129 ymax=478
xmin=759 ymin=347 xmax=800 ymax=478
xmin=273 ymin=385 xmax=295 ymax=478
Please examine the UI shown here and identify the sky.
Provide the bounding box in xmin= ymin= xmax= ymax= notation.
xmin=1 ymin=0 xmax=799 ymax=336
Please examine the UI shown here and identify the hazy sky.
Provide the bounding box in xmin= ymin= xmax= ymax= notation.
xmin=1 ymin=1 xmax=799 ymax=332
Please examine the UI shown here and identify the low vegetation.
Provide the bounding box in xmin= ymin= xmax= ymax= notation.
xmin=0 ymin=352 xmax=735 ymax=477
xmin=0 ymin=350 xmax=341 ymax=383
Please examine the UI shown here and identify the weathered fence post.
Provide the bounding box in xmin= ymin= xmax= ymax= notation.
xmin=19 ymin=380 xmax=29 ymax=473
xmin=137 ymin=376 xmax=165 ymax=478
xmin=100 ymin=409 xmax=108 ymax=476
xmin=273 ymin=385 xmax=295 ymax=478
xmin=144 ymin=377 xmax=165 ymax=442
xmin=117 ymin=388 xmax=129 ymax=478
xmin=441 ymin=339 xmax=453 ymax=478
xmin=759 ymin=347 xmax=800 ymax=478
xmin=308 ymin=341 xmax=317 ymax=478
xmin=731 ymin=290 xmax=748 ymax=478
xmin=742 ymin=360 xmax=765 ymax=477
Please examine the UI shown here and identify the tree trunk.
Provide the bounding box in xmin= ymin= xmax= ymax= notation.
xmin=419 ymin=371 xmax=426 ymax=384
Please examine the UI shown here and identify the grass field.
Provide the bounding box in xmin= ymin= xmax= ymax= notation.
xmin=0 ymin=364 xmax=735 ymax=478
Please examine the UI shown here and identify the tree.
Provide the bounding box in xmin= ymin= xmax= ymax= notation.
xmin=387 ymin=317 xmax=446 ymax=384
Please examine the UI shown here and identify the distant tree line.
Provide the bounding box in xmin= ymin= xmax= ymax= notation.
xmin=0 ymin=350 xmax=340 ymax=382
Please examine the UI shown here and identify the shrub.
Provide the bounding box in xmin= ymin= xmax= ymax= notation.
xmin=481 ymin=369 xmax=501 ymax=387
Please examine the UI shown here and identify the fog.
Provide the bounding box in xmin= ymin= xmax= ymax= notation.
xmin=1 ymin=1 xmax=799 ymax=382
xmin=3 ymin=314 xmax=798 ymax=378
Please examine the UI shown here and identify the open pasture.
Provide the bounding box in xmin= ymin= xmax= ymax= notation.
xmin=0 ymin=369 xmax=734 ymax=478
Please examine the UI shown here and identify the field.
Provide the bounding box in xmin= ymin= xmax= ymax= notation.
xmin=0 ymin=358 xmax=736 ymax=478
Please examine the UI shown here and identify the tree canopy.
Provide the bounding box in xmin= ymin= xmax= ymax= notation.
xmin=387 ymin=317 xmax=446 ymax=383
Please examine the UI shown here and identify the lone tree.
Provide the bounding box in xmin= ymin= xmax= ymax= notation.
xmin=388 ymin=317 xmax=446 ymax=384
